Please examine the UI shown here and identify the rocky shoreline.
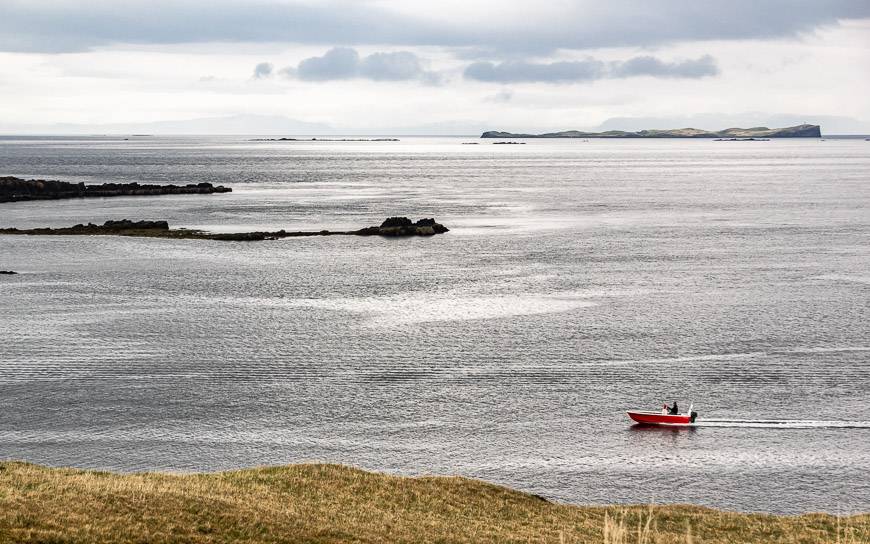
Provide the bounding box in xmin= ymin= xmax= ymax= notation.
xmin=0 ymin=217 xmax=448 ymax=241
xmin=0 ymin=176 xmax=231 ymax=203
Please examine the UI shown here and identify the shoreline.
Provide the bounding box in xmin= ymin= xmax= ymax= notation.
xmin=0 ymin=461 xmax=865 ymax=543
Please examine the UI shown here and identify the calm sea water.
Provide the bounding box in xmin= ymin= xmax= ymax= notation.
xmin=1 ymin=135 xmax=868 ymax=514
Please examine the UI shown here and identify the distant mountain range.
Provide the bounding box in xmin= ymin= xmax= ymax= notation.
xmin=481 ymin=124 xmax=821 ymax=139
xmin=0 ymin=114 xmax=332 ymax=136
xmin=4 ymin=115 xmax=851 ymax=137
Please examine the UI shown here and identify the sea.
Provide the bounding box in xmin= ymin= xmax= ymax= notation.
xmin=0 ymin=135 xmax=868 ymax=514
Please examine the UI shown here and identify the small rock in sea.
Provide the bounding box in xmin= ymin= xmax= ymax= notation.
xmin=380 ymin=217 xmax=414 ymax=228
xmin=372 ymin=217 xmax=449 ymax=236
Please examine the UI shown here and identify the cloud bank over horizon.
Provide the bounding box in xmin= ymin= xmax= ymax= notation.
xmin=0 ymin=1 xmax=868 ymax=132
xmin=463 ymin=55 xmax=718 ymax=83
xmin=1 ymin=0 xmax=868 ymax=53
xmin=278 ymin=48 xmax=439 ymax=83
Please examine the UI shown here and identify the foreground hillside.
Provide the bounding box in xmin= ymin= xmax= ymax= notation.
xmin=0 ymin=462 xmax=866 ymax=543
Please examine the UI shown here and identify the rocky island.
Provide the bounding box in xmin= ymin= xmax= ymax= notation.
xmin=481 ymin=124 xmax=821 ymax=139
xmin=250 ymin=138 xmax=399 ymax=142
xmin=0 ymin=217 xmax=449 ymax=241
xmin=0 ymin=176 xmax=231 ymax=203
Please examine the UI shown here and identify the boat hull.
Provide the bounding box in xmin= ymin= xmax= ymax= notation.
xmin=627 ymin=411 xmax=693 ymax=426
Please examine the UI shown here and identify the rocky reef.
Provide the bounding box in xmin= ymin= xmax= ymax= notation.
xmin=356 ymin=217 xmax=450 ymax=237
xmin=0 ymin=176 xmax=231 ymax=203
xmin=481 ymin=124 xmax=821 ymax=139
xmin=0 ymin=217 xmax=449 ymax=241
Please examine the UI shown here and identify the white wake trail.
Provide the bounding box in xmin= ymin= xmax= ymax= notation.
xmin=697 ymin=419 xmax=870 ymax=429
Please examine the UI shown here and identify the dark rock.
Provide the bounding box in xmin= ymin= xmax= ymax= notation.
xmin=207 ymin=232 xmax=268 ymax=241
xmin=354 ymin=226 xmax=381 ymax=236
xmin=102 ymin=220 xmax=169 ymax=230
xmin=373 ymin=217 xmax=449 ymax=236
xmin=0 ymin=176 xmax=231 ymax=203
xmin=0 ymin=270 xmax=17 ymax=274
xmin=1 ymin=217 xmax=448 ymax=240
xmin=380 ymin=217 xmax=414 ymax=228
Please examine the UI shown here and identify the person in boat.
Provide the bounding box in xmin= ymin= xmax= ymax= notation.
xmin=668 ymin=401 xmax=679 ymax=415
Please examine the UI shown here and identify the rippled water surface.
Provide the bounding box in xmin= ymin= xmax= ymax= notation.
xmin=1 ymin=136 xmax=868 ymax=514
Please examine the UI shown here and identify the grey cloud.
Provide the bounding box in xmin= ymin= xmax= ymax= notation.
xmin=252 ymin=62 xmax=274 ymax=79
xmin=419 ymin=71 xmax=446 ymax=86
xmin=278 ymin=66 xmax=297 ymax=78
xmin=610 ymin=55 xmax=718 ymax=78
xmin=298 ymin=48 xmax=360 ymax=80
xmin=464 ymin=55 xmax=718 ymax=83
xmin=465 ymin=59 xmax=605 ymax=83
xmin=289 ymin=47 xmax=439 ymax=83
xmin=360 ymin=51 xmax=424 ymax=81
xmin=485 ymin=90 xmax=514 ymax=103
xmin=1 ymin=1 xmax=869 ymax=53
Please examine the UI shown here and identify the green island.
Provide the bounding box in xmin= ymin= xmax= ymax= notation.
xmin=0 ymin=217 xmax=449 ymax=241
xmin=0 ymin=462 xmax=865 ymax=544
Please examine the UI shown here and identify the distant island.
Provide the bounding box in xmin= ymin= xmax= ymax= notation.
xmin=0 ymin=176 xmax=231 ymax=203
xmin=481 ymin=124 xmax=821 ymax=139
xmin=250 ymin=137 xmax=399 ymax=142
xmin=0 ymin=217 xmax=449 ymax=241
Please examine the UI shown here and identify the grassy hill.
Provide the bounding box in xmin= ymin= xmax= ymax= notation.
xmin=0 ymin=461 xmax=866 ymax=543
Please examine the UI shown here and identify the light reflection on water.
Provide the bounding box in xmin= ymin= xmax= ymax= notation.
xmin=0 ymin=136 xmax=868 ymax=514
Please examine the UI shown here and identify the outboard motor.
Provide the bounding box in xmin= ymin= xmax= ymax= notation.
xmin=690 ymin=411 xmax=698 ymax=423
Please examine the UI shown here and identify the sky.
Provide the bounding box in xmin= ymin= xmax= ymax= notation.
xmin=0 ymin=0 xmax=869 ymax=134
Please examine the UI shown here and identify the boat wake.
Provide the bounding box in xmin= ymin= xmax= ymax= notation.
xmin=697 ymin=419 xmax=870 ymax=429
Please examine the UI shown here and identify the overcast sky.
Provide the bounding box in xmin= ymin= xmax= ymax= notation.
xmin=1 ymin=0 xmax=869 ymax=133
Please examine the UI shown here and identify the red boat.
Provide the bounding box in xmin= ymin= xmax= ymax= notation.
xmin=627 ymin=404 xmax=697 ymax=426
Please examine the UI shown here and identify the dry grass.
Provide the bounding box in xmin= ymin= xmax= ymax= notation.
xmin=0 ymin=461 xmax=866 ymax=543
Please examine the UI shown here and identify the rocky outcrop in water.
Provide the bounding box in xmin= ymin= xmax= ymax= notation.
xmin=0 ymin=218 xmax=449 ymax=241
xmin=0 ymin=176 xmax=231 ymax=203
xmin=481 ymin=124 xmax=822 ymax=139
xmin=355 ymin=217 xmax=450 ymax=237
